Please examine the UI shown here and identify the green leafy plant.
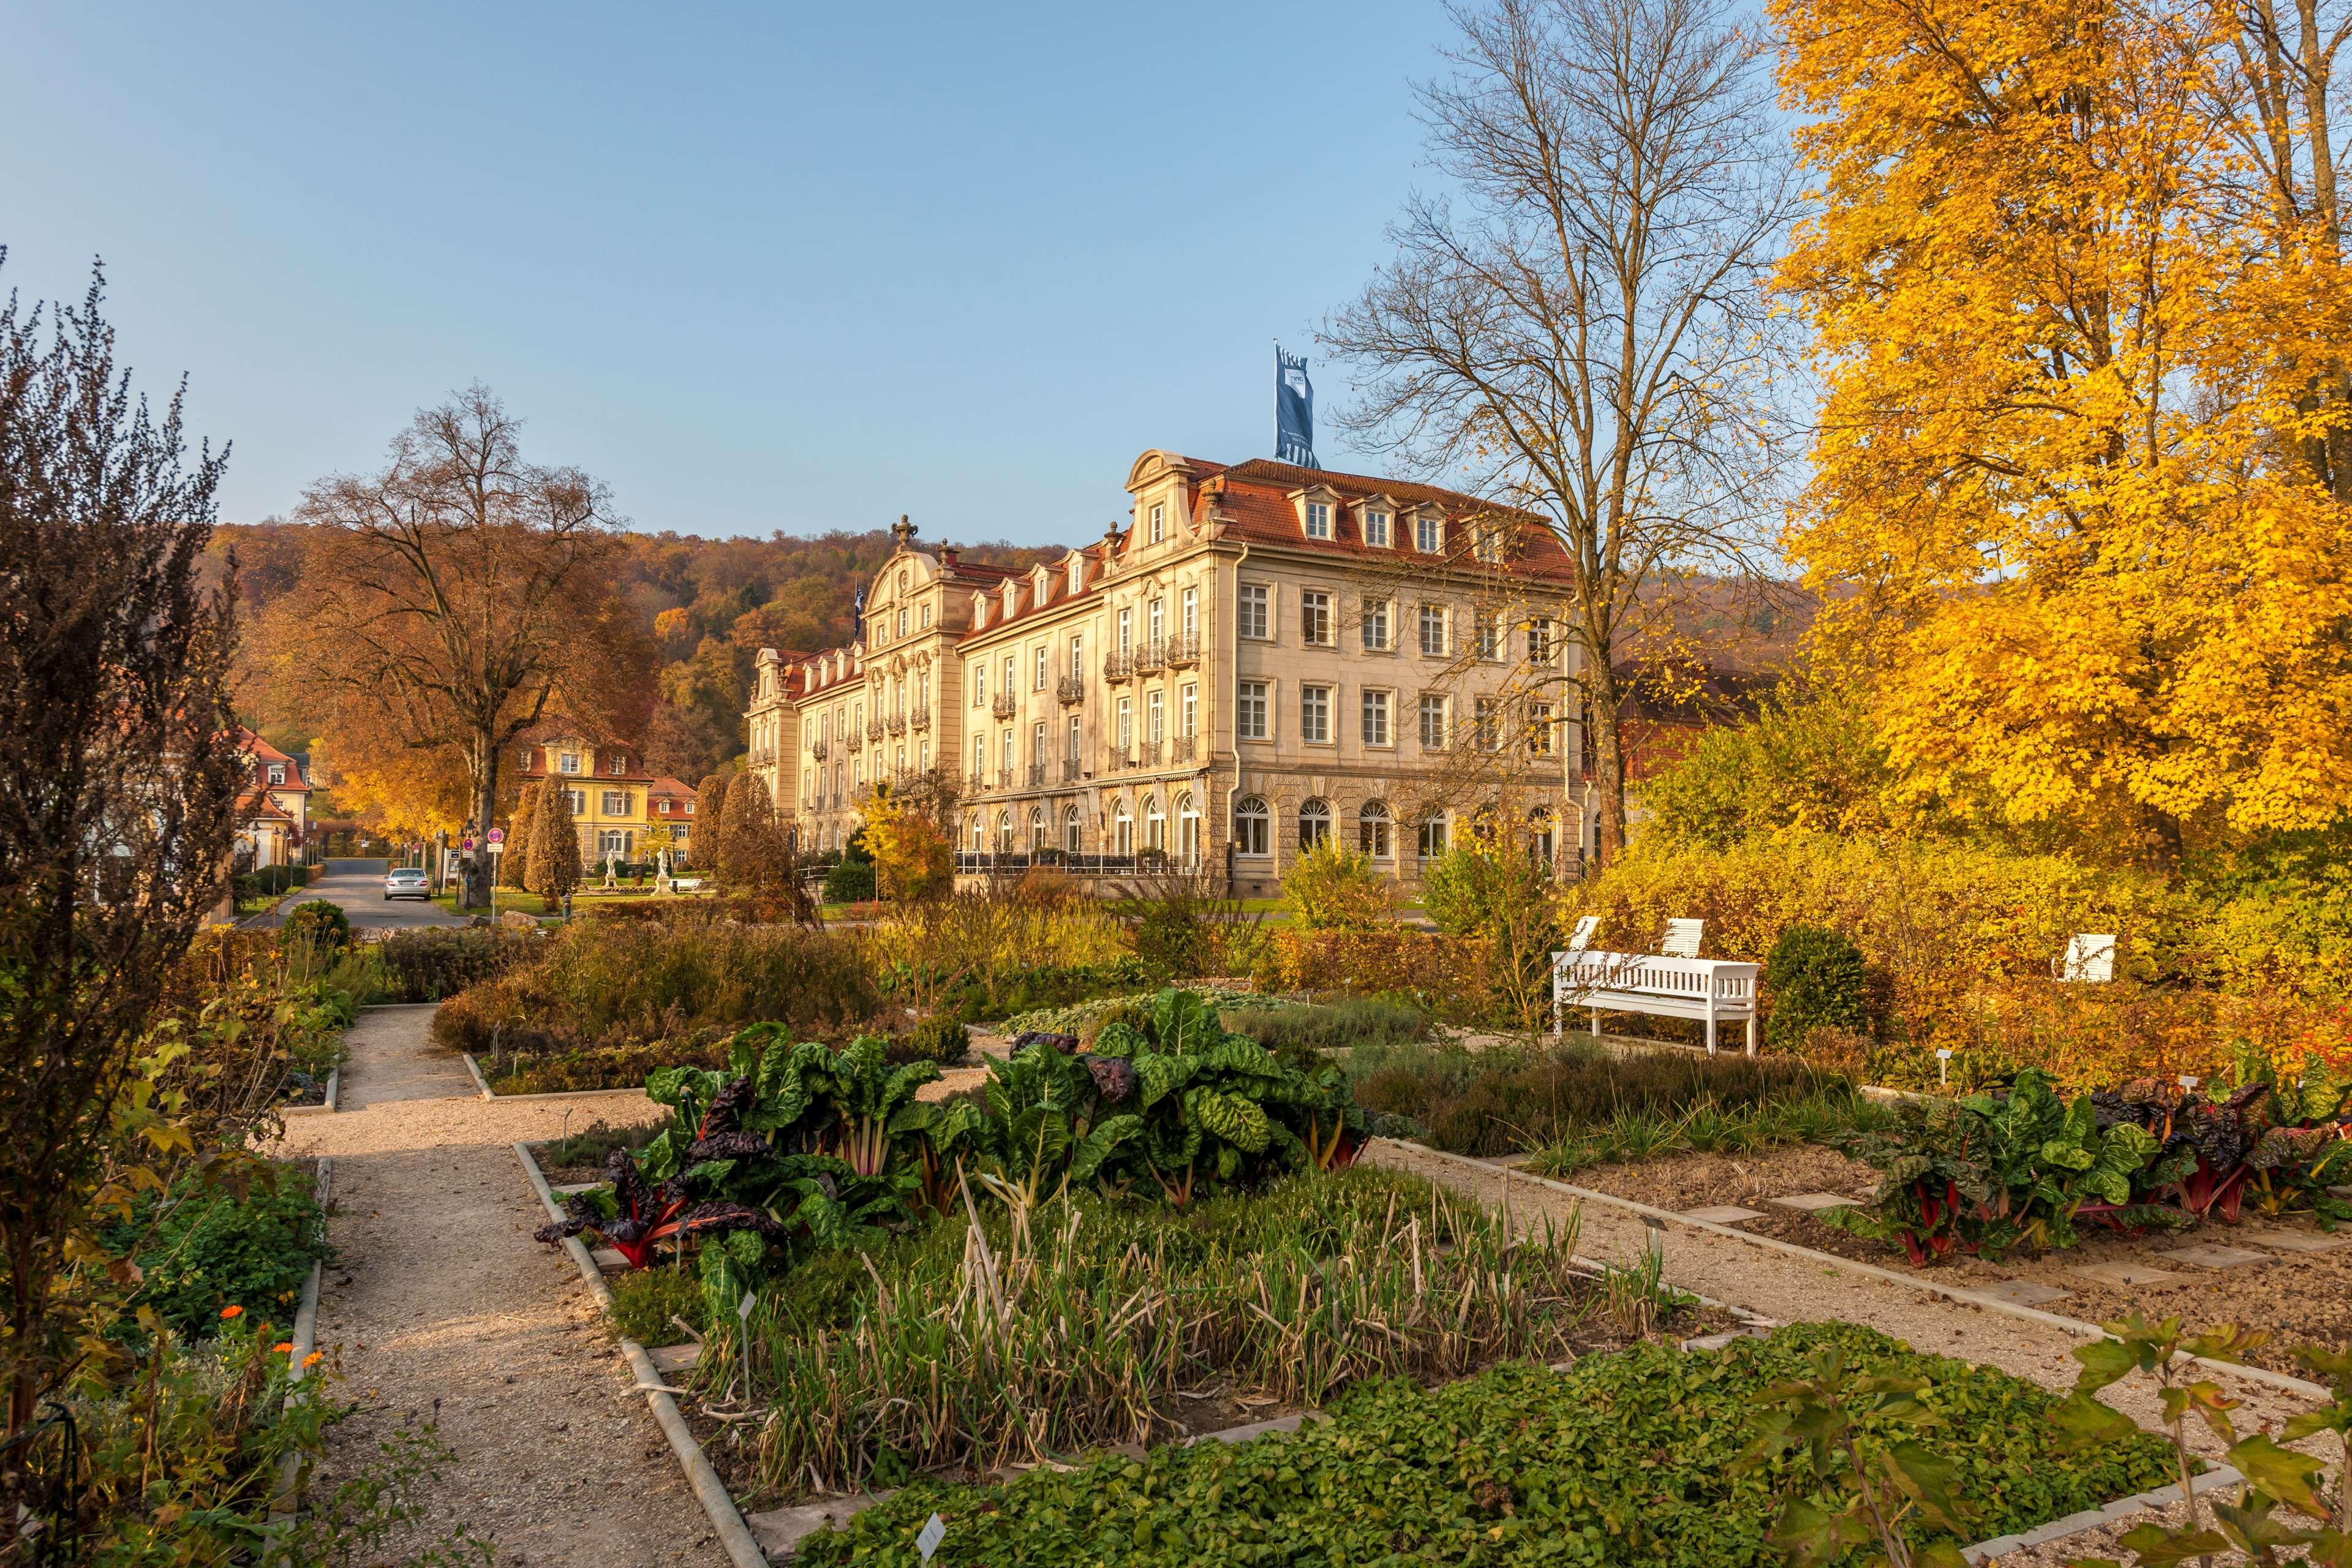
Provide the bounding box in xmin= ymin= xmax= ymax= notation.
xmin=279 ymin=899 xmax=350 ymax=957
xmin=104 ymin=1161 xmax=331 ymax=1341
xmin=2048 ymin=1314 xmax=2351 ymax=1567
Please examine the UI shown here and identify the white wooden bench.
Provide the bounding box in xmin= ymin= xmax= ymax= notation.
xmin=1551 ymin=919 xmax=1760 ymax=1055
xmin=2056 ymin=933 xmax=2115 ymax=982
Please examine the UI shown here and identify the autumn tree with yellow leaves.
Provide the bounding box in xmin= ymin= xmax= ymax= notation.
xmin=1773 ymin=0 xmax=2352 ymax=861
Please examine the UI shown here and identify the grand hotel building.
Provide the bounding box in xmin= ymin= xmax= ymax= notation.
xmin=745 ymin=450 xmax=1588 ymax=895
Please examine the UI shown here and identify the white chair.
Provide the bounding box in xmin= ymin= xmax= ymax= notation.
xmin=1659 ymin=918 xmax=1703 ymax=959
xmin=2057 ymin=933 xmax=2116 ymax=983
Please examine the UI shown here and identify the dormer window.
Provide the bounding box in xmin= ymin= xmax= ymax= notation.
xmin=1067 ymin=557 xmax=1084 ymax=594
xmin=1472 ymin=524 xmax=1504 ymax=563
xmin=1363 ymin=508 xmax=1392 ymax=548
xmin=1415 ymin=513 xmax=1444 ymax=553
xmin=1305 ymin=500 xmax=1332 ymax=540
xmin=1003 ymin=582 xmax=1019 ymax=617
xmin=266 ymin=764 xmax=285 ymax=785
xmin=1148 ymin=502 xmax=1166 ymax=544
xmin=559 ymin=752 xmax=581 ymax=775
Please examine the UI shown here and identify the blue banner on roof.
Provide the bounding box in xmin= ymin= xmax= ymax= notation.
xmin=1275 ymin=345 xmax=1317 ymax=468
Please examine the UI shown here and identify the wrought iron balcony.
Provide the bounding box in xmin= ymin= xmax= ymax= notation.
xmin=1057 ymin=674 xmax=1084 ymax=705
xmin=1133 ymin=639 xmax=1165 ymax=674
xmin=842 ymin=729 xmax=863 ymax=752
xmin=1061 ymin=758 xmax=1084 ymax=783
xmin=968 ymin=769 xmax=987 ymax=793
xmin=1102 ymin=650 xmax=1134 ymax=683
xmin=867 ymin=718 xmax=885 ymax=742
xmin=1138 ymin=739 xmax=1162 ymax=768
xmin=1171 ymin=734 xmax=1196 ymax=764
xmin=1165 ymin=631 xmax=1201 ymax=668
xmin=810 ymin=739 xmax=829 ymax=761
xmin=1027 ymin=761 xmax=1047 ymax=786
xmin=886 ymin=714 xmax=906 ymax=736
xmin=909 ymin=706 xmax=931 ymax=731
xmin=997 ymin=767 xmax=1013 ymax=789
xmin=992 ymin=692 xmax=1016 ymax=719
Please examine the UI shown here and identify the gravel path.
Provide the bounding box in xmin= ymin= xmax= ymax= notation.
xmin=1368 ymin=1139 xmax=2334 ymax=1562
xmin=274 ymin=1005 xmax=719 ymax=1567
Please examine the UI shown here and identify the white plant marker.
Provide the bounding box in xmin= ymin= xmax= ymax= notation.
xmin=2180 ymin=1075 xmax=2200 ymax=1094
xmin=736 ymin=1289 xmax=757 ymax=1395
xmin=1936 ymin=1048 xmax=1953 ymax=1087
xmin=917 ymin=1512 xmax=946 ymax=1562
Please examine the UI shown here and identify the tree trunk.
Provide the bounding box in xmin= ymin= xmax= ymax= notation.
xmin=462 ymin=736 xmax=497 ymax=910
xmin=1581 ymin=647 xmax=1629 ymax=862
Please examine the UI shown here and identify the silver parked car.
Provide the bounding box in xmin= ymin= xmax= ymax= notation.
xmin=383 ymin=867 xmax=431 ymax=901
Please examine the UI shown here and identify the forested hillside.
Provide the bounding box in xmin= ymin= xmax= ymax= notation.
xmin=215 ymin=521 xmax=1053 ymax=796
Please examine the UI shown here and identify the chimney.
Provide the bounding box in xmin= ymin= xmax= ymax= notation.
xmin=938 ymin=545 xmax=960 ymax=570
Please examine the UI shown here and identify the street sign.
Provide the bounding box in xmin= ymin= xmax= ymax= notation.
xmin=461 ymin=837 xmax=476 ymax=851
xmin=487 ymin=827 xmax=504 ymax=844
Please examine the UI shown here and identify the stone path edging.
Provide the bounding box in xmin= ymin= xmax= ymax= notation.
xmin=1393 ymin=1140 xmax=2334 ymax=1404
xmin=268 ymin=1158 xmax=333 ymax=1517
xmin=461 ymin=1053 xmax=493 ymax=1099
xmin=1959 ymin=1464 xmax=2243 ymax=1564
xmin=283 ymin=1067 xmax=339 ymax=1117
xmin=514 ymin=1140 xmax=769 ymax=1568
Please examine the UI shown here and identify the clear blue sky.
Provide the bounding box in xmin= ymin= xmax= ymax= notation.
xmin=1 ymin=2 xmax=1461 ymax=544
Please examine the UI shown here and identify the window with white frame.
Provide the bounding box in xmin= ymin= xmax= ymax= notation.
xmin=1234 ymin=796 xmax=1271 ymax=856
xmin=1415 ymin=513 xmax=1443 ymax=553
xmin=1362 ymin=688 xmax=1392 ymax=746
xmin=1299 ymin=798 xmax=1331 ymax=848
xmin=267 ymin=764 xmax=285 ymax=785
xmin=1239 ymin=582 xmax=1270 ymax=639
xmin=1419 ymin=813 xmax=1449 ymax=858
xmin=971 ymin=734 xmax=986 ymax=775
xmin=1362 ymin=598 xmax=1390 ymax=651
xmin=1114 ymin=801 xmax=1134 ymax=856
xmin=1116 ymin=696 xmax=1133 ymax=751
xmin=1147 ymin=689 xmax=1164 ymax=742
xmin=1528 ymin=701 xmax=1555 ymax=756
xmin=1177 ymin=791 xmax=1199 ymax=862
xmin=1035 ymin=646 xmax=1048 ymax=689
xmin=1528 ymin=617 xmax=1555 ymax=663
xmin=1301 ymin=590 xmax=1332 ymax=646
xmin=1237 ymin=680 xmax=1270 ymax=741
xmin=897 ymin=606 xmax=908 ymax=637
xmin=1476 ymin=613 xmax=1502 ymax=660
xmin=560 ymin=752 xmax=581 ymax=775
xmin=1363 ymin=508 xmax=1391 ymax=548
xmin=567 ymin=788 xmax=586 ymax=815
xmin=1419 ymin=604 xmax=1448 ymax=657
xmin=921 ymin=603 xmax=932 ymax=628
xmin=1304 ymin=500 xmax=1332 ymax=539
xmin=601 ymin=790 xmax=629 ymax=816
xmin=1182 ymin=586 xmax=1197 ymax=639
xmin=1149 ymin=502 xmax=1166 ymax=543
xmin=599 ymin=829 xmax=630 ymax=857
xmin=1474 ymin=696 xmax=1501 ymax=751
xmin=1068 ymin=557 xmax=1084 ymax=593
xmin=1065 ymin=634 xmax=1082 ymax=681
xmin=1144 ymin=796 xmax=1166 ymax=851
xmin=974 ymin=667 xmax=986 ymax=707
xmin=1064 ymin=804 xmax=1082 ymax=853
xmin=1300 ymin=683 xmax=1332 ymax=744
xmin=1359 ymin=800 xmax=1393 ymax=858
xmin=1148 ymin=598 xmax=1164 ymax=646
xmin=1000 ymin=729 xmax=1014 ymax=772
xmin=1117 ymin=606 xmax=1133 ymax=650
xmin=1067 ymin=713 xmax=1082 ymax=760
xmin=1419 ymin=693 xmax=1450 ymax=749
xmin=1180 ymin=682 xmax=1197 ymax=737
xmin=1031 ymin=719 xmax=1046 ymax=763
xmin=1001 ymin=656 xmax=1014 ymax=698
xmin=1473 ymin=523 xmax=1504 ymax=563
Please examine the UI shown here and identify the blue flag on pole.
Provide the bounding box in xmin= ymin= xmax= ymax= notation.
xmin=1275 ymin=345 xmax=1317 ymax=468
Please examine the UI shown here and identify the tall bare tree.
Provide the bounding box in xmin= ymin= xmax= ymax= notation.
xmin=0 ymin=260 xmax=241 ymax=1435
xmin=1324 ymin=0 xmax=1797 ymax=861
xmin=282 ymin=386 xmax=651 ymax=907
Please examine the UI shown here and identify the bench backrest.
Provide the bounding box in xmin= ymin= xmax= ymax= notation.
xmin=1566 ymin=913 xmax=1600 ymax=952
xmin=2058 ymin=933 xmax=2116 ymax=983
xmin=1660 ymin=918 xmax=1704 ymax=959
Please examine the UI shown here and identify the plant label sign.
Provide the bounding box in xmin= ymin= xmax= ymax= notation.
xmin=916 ymin=1512 xmax=945 ymax=1562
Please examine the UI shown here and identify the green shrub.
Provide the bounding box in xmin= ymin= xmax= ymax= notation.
xmin=376 ymin=925 xmax=539 ymax=1001
xmin=1349 ymin=1038 xmax=1834 ymax=1156
xmin=1222 ymin=997 xmax=1429 ymax=1061
xmin=1281 ymin=841 xmax=1395 ymax=931
xmin=799 ymin=1321 xmax=2179 ymax=1568
xmin=1763 ymin=924 xmax=1869 ymax=1048
xmin=609 ymin=1265 xmax=706 ymax=1344
xmin=278 ymin=899 xmax=350 ymax=956
xmin=823 ymin=857 xmax=876 ymax=903
xmin=891 ymin=1014 xmax=970 ymax=1066
xmin=108 ymin=1163 xmax=330 ymax=1341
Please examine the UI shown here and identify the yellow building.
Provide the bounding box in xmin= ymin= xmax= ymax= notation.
xmin=510 ymin=736 xmax=693 ymax=867
xmin=747 ymin=453 xmax=1591 ymax=893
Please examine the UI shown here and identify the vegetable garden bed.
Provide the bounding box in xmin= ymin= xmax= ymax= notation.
xmin=791 ymin=1321 xmax=2183 ymax=1568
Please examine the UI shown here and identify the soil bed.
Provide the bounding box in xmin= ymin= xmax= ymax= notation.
xmin=1569 ymin=1145 xmax=2352 ymax=1373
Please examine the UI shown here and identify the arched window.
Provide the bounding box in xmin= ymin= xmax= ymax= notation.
xmin=1359 ymin=800 xmax=1393 ymax=859
xmin=1114 ymin=800 xmax=1135 ymax=857
xmin=1063 ymin=804 xmax=1083 ymax=854
xmin=1529 ymin=807 xmax=1556 ymax=867
xmin=1298 ymin=798 xmax=1332 ymax=850
xmin=1177 ymin=792 xmax=1200 ymax=864
xmin=1234 ymin=796 xmax=1271 ymax=858
xmin=1143 ymin=796 xmax=1166 ymax=853
xmin=1028 ymin=806 xmax=1045 ymax=848
xmin=1418 ymin=812 xmax=1449 ymax=859
xmin=996 ymin=810 xmax=1013 ymax=853
xmin=968 ymin=815 xmax=984 ymax=851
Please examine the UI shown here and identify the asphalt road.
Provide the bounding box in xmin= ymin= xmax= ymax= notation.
xmin=257 ymin=857 xmax=472 ymax=932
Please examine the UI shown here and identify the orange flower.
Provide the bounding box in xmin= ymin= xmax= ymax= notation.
xmin=302 ymin=1351 xmax=323 ymax=1369
xmin=273 ymin=1342 xmax=295 ymax=1354
xmin=221 ymin=1305 xmax=243 ymax=1320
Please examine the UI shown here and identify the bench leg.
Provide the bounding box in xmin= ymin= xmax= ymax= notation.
xmin=1591 ymin=1007 xmax=1601 ymax=1041
xmin=1745 ymin=1015 xmax=1757 ymax=1057
xmin=1705 ymin=1013 xmax=1717 ymax=1055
